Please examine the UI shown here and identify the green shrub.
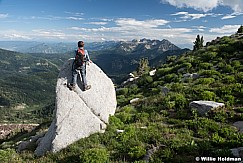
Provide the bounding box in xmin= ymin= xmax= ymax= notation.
xmin=137 ymin=75 xmax=153 ymax=86
xmin=109 ymin=116 xmax=124 ymax=129
xmin=181 ymin=62 xmax=192 ymax=72
xmin=231 ymin=60 xmax=241 ymax=69
xmin=164 ymin=73 xmax=179 ymax=83
xmin=135 ymin=112 xmax=150 ymax=123
xmin=222 ymin=75 xmax=235 ymax=84
xmin=199 ymin=62 xmax=213 ymax=70
xmin=0 ymin=149 xmax=22 ymax=162
xmin=236 ymin=72 xmax=243 ymax=83
xmin=195 ymin=78 xmax=215 ymax=85
xmin=128 ymin=145 xmax=146 ymax=159
xmin=199 ymin=70 xmax=221 ymax=78
xmin=211 ymin=133 xmax=225 ymax=144
xmin=170 ymin=83 xmax=184 ymax=93
xmin=79 ymin=148 xmax=109 ymax=163
xmin=222 ymin=64 xmax=234 ymax=73
xmin=116 ymin=112 xmax=135 ymax=124
xmin=199 ymin=91 xmax=216 ymax=101
xmin=206 ymin=45 xmax=219 ymax=52
xmin=129 ymin=84 xmax=139 ymax=94
xmin=201 ymin=52 xmax=217 ymax=61
xmin=157 ymin=67 xmax=173 ymax=77
xmin=222 ymin=95 xmax=235 ymax=106
xmin=117 ymin=95 xmax=129 ymax=106
xmin=116 ymin=88 xmax=129 ymax=95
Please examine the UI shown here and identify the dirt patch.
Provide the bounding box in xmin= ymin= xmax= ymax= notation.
xmin=0 ymin=124 xmax=39 ymax=139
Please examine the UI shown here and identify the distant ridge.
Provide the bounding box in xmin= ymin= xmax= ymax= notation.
xmin=0 ymin=39 xmax=183 ymax=54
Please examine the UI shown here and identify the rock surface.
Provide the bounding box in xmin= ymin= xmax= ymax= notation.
xmin=189 ymin=101 xmax=224 ymax=116
xmin=233 ymin=121 xmax=243 ymax=133
xmin=34 ymin=59 xmax=117 ymax=156
xmin=230 ymin=147 xmax=243 ymax=157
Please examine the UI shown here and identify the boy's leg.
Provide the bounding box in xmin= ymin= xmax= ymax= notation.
xmin=80 ymin=64 xmax=87 ymax=89
xmin=69 ymin=64 xmax=78 ymax=90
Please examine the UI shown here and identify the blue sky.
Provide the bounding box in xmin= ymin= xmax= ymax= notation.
xmin=0 ymin=0 xmax=242 ymax=48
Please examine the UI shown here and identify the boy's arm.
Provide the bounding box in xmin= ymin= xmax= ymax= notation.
xmin=86 ymin=50 xmax=92 ymax=63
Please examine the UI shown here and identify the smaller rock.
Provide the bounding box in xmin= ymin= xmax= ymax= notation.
xmin=189 ymin=101 xmax=225 ymax=116
xmin=130 ymin=98 xmax=140 ymax=104
xmin=129 ymin=73 xmax=135 ymax=78
xmin=149 ymin=69 xmax=156 ymax=76
xmin=17 ymin=133 xmax=45 ymax=152
xmin=158 ymin=86 xmax=169 ymax=96
xmin=233 ymin=121 xmax=243 ymax=133
xmin=116 ymin=129 xmax=124 ymax=133
xmin=182 ymin=73 xmax=199 ymax=82
xmin=230 ymin=147 xmax=243 ymax=157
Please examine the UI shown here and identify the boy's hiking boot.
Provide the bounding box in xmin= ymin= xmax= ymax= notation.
xmin=84 ymin=85 xmax=91 ymax=91
xmin=67 ymin=83 xmax=76 ymax=91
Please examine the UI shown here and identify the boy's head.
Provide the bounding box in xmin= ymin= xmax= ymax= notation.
xmin=78 ymin=41 xmax=84 ymax=47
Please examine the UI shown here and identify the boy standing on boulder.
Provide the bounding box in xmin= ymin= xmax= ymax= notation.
xmin=68 ymin=41 xmax=92 ymax=91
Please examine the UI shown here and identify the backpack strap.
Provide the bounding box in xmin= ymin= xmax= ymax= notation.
xmin=77 ymin=48 xmax=85 ymax=55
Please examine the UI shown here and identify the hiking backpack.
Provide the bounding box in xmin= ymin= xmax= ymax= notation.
xmin=74 ymin=49 xmax=86 ymax=66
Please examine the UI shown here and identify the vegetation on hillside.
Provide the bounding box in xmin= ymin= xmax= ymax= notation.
xmin=0 ymin=26 xmax=243 ymax=162
xmin=0 ymin=50 xmax=68 ymax=123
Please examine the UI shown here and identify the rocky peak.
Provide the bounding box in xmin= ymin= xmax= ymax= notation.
xmin=116 ymin=38 xmax=180 ymax=53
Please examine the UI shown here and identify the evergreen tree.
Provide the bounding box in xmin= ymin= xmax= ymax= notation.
xmin=237 ymin=25 xmax=243 ymax=33
xmin=193 ymin=34 xmax=204 ymax=51
xmin=137 ymin=58 xmax=149 ymax=76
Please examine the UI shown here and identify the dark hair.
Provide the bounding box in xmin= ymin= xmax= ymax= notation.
xmin=78 ymin=41 xmax=84 ymax=47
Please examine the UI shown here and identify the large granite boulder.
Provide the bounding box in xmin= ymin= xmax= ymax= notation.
xmin=34 ymin=59 xmax=117 ymax=156
xmin=189 ymin=101 xmax=224 ymax=116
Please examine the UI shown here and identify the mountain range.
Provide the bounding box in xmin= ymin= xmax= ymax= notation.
xmin=91 ymin=39 xmax=189 ymax=82
xmin=0 ymin=41 xmax=118 ymax=54
xmin=0 ymin=38 xmax=188 ymax=111
xmin=0 ymin=38 xmax=188 ymax=83
xmin=0 ymin=39 xmax=187 ymax=54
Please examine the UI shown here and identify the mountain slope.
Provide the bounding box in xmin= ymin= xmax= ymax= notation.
xmin=10 ymin=27 xmax=243 ymax=162
xmin=0 ymin=48 xmax=60 ymax=109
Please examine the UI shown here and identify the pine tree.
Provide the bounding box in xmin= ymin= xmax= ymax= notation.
xmin=137 ymin=58 xmax=149 ymax=76
xmin=237 ymin=25 xmax=243 ymax=33
xmin=193 ymin=34 xmax=204 ymax=51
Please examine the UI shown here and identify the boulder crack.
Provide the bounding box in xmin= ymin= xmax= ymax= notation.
xmin=74 ymin=90 xmax=107 ymax=125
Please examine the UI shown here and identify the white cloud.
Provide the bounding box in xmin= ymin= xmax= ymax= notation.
xmin=193 ymin=26 xmax=207 ymax=32
xmin=0 ymin=30 xmax=32 ymax=40
xmin=161 ymin=0 xmax=243 ymax=12
xmin=66 ymin=16 xmax=84 ymax=20
xmin=70 ymin=26 xmax=111 ymax=32
xmin=221 ymin=15 xmax=236 ymax=19
xmin=172 ymin=12 xmax=210 ymax=20
xmin=0 ymin=13 xmax=8 ymax=19
xmin=209 ymin=25 xmax=241 ymax=34
xmin=64 ymin=11 xmax=84 ymax=16
xmin=87 ymin=22 xmax=108 ymax=25
xmin=221 ymin=12 xmax=243 ymax=19
xmin=31 ymin=29 xmax=67 ymax=39
xmin=161 ymin=0 xmax=219 ymax=12
xmin=220 ymin=0 xmax=243 ymax=12
xmin=69 ymin=18 xmax=195 ymax=46
xmin=115 ymin=18 xmax=169 ymax=28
